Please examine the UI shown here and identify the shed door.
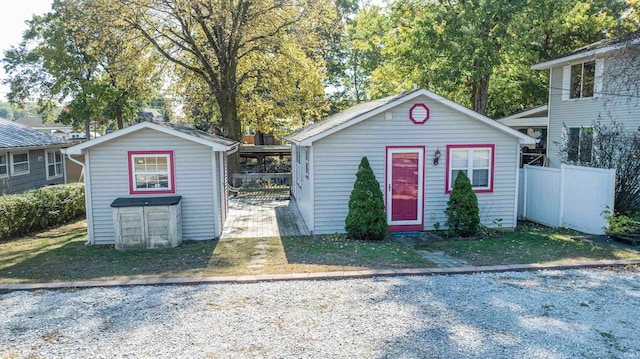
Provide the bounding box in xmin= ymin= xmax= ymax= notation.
xmin=386 ymin=147 xmax=424 ymax=230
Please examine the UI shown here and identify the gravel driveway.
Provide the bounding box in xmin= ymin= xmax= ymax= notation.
xmin=1 ymin=267 xmax=639 ymax=358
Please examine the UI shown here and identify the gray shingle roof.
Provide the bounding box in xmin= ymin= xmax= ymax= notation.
xmin=157 ymin=122 xmax=237 ymax=147
xmin=553 ymin=31 xmax=640 ymax=61
xmin=0 ymin=118 xmax=67 ymax=149
xmin=285 ymin=91 xmax=414 ymax=143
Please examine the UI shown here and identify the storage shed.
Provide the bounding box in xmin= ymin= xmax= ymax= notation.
xmin=284 ymin=88 xmax=535 ymax=234
xmin=65 ymin=121 xmax=238 ymax=245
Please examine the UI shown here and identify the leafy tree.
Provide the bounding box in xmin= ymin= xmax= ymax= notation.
xmin=445 ymin=171 xmax=480 ymax=237
xmin=3 ymin=0 xmax=158 ymax=136
xmin=345 ymin=156 xmax=387 ymax=240
xmin=120 ymin=0 xmax=334 ymax=175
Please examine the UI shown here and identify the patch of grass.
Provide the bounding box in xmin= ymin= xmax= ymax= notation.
xmin=268 ymin=235 xmax=433 ymax=273
xmin=417 ymin=224 xmax=640 ymax=266
xmin=0 ymin=220 xmax=259 ymax=283
xmin=0 ymin=221 xmax=432 ymax=283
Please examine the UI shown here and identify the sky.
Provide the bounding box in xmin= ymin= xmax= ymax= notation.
xmin=0 ymin=0 xmax=54 ymax=100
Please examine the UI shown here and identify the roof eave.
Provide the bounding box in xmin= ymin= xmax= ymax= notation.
xmin=531 ymin=39 xmax=640 ymax=70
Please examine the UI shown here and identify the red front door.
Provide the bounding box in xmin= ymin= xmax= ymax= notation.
xmin=386 ymin=147 xmax=424 ymax=231
xmin=391 ymin=152 xmax=419 ymax=221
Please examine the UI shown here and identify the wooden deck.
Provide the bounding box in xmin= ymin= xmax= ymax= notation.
xmin=221 ymin=198 xmax=310 ymax=239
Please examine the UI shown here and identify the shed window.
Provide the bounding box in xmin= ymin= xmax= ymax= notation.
xmin=11 ymin=152 xmax=30 ymax=176
xmin=128 ymin=151 xmax=175 ymax=194
xmin=0 ymin=153 xmax=7 ymax=178
xmin=570 ymin=61 xmax=595 ymax=98
xmin=305 ymin=147 xmax=310 ymax=178
xmin=567 ymin=127 xmax=593 ymax=163
xmin=295 ymin=145 xmax=302 ymax=188
xmin=446 ymin=145 xmax=494 ymax=193
xmin=46 ymin=150 xmax=63 ymax=179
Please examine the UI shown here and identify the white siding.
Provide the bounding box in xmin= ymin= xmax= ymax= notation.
xmin=87 ymin=128 xmax=219 ymax=244
xmin=548 ymin=56 xmax=640 ymax=168
xmin=292 ymin=145 xmax=313 ymax=230
xmin=311 ymin=94 xmax=520 ymax=234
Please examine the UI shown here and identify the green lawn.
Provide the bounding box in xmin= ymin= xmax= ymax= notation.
xmin=417 ymin=225 xmax=640 ymax=266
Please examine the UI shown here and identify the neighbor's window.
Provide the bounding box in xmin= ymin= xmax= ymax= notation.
xmin=46 ymin=150 xmax=63 ymax=179
xmin=0 ymin=153 xmax=8 ymax=178
xmin=570 ymin=61 xmax=596 ymax=99
xmin=567 ymin=127 xmax=593 ymax=163
xmin=10 ymin=152 xmax=29 ymax=175
xmin=128 ymin=151 xmax=174 ymax=194
xmin=446 ymin=145 xmax=494 ymax=193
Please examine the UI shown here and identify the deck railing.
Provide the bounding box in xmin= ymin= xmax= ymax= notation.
xmin=231 ymin=173 xmax=291 ymax=193
xmin=521 ymin=153 xmax=546 ymax=167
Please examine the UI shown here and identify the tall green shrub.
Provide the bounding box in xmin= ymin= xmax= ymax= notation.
xmin=0 ymin=183 xmax=85 ymax=240
xmin=345 ymin=157 xmax=387 ymax=240
xmin=445 ymin=171 xmax=480 ymax=237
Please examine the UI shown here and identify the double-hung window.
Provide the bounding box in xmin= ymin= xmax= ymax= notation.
xmin=446 ymin=145 xmax=494 ymax=193
xmin=128 ymin=151 xmax=175 ymax=194
xmin=570 ymin=61 xmax=596 ymax=98
xmin=0 ymin=153 xmax=7 ymax=178
xmin=567 ymin=127 xmax=593 ymax=163
xmin=10 ymin=152 xmax=30 ymax=176
xmin=46 ymin=150 xmax=63 ymax=179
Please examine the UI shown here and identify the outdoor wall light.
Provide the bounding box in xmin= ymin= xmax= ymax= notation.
xmin=433 ymin=148 xmax=441 ymax=166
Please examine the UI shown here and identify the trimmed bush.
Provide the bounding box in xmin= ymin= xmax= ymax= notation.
xmin=0 ymin=183 xmax=85 ymax=240
xmin=345 ymin=157 xmax=387 ymax=240
xmin=445 ymin=171 xmax=480 ymax=237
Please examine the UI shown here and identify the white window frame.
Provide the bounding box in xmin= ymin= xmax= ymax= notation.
xmin=10 ymin=151 xmax=30 ymax=176
xmin=562 ymin=59 xmax=603 ymax=100
xmin=446 ymin=145 xmax=494 ymax=193
xmin=0 ymin=152 xmax=8 ymax=178
xmin=45 ymin=150 xmax=64 ymax=180
xmin=128 ymin=151 xmax=175 ymax=194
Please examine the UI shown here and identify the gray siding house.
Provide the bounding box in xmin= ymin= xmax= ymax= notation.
xmin=532 ymin=33 xmax=640 ymax=168
xmin=285 ymin=89 xmax=534 ymax=234
xmin=0 ymin=118 xmax=68 ymax=195
xmin=65 ymin=121 xmax=238 ymax=245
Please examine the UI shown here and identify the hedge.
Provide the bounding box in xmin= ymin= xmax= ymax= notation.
xmin=0 ymin=183 xmax=85 ymax=240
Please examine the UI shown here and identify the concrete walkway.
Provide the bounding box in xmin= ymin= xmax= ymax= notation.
xmin=221 ymin=198 xmax=309 ymax=239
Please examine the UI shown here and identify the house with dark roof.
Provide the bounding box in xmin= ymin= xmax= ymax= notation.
xmin=284 ymin=89 xmax=534 ymax=234
xmin=65 ymin=121 xmax=238 ymax=246
xmin=0 ymin=118 xmax=68 ymax=195
xmin=531 ymin=31 xmax=640 ymax=168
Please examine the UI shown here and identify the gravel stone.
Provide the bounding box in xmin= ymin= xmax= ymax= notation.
xmin=1 ymin=267 xmax=639 ymax=358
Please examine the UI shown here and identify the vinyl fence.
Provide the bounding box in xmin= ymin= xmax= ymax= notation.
xmin=518 ymin=164 xmax=615 ymax=234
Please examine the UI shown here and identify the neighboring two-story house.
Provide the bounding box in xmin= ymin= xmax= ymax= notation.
xmin=0 ymin=118 xmax=68 ymax=195
xmin=531 ymin=32 xmax=640 ymax=168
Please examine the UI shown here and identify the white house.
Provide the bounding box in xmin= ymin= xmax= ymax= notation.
xmin=284 ymin=88 xmax=534 ymax=234
xmin=531 ymin=32 xmax=640 ymax=168
xmin=65 ymin=121 xmax=238 ymax=245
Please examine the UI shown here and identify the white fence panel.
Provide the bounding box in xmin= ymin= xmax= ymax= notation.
xmin=519 ymin=164 xmax=615 ymax=235
xmin=561 ymin=165 xmax=615 ymax=235
xmin=523 ymin=166 xmax=562 ymax=227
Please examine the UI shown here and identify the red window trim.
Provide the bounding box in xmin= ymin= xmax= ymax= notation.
xmin=445 ymin=144 xmax=495 ymax=194
xmin=128 ymin=150 xmax=176 ymax=195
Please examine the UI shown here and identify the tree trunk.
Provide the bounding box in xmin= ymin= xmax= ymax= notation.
xmin=470 ymin=73 xmax=490 ymax=116
xmin=116 ymin=105 xmax=124 ymax=130
xmin=85 ymin=117 xmax=91 ymax=140
xmin=219 ymin=92 xmax=242 ymax=178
